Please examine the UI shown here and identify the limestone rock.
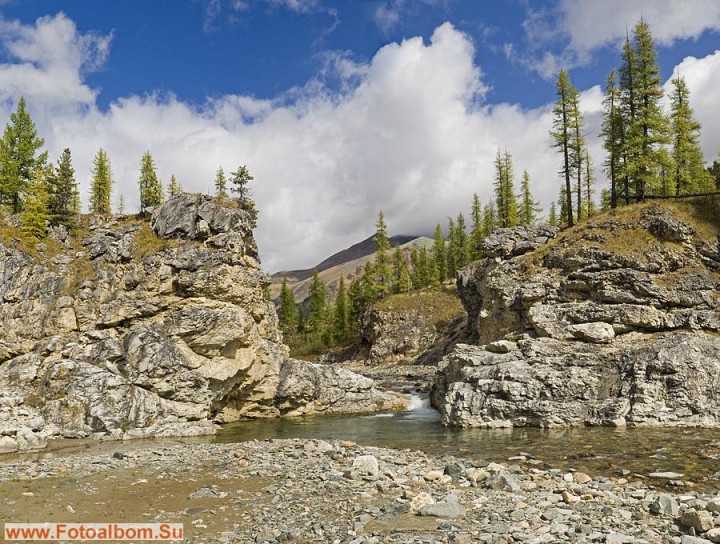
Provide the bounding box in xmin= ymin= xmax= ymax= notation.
xmin=434 ymin=204 xmax=720 ymax=428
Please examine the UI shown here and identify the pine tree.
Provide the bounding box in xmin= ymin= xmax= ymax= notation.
xmin=214 ymin=167 xmax=228 ymax=198
xmin=469 ymin=193 xmax=484 ymax=260
xmin=583 ymin=149 xmax=597 ymax=217
xmin=278 ymin=278 xmax=299 ymax=336
xmin=519 ymin=170 xmax=541 ymax=226
xmin=307 ymin=270 xmax=327 ymax=335
xmin=494 ymin=152 xmax=519 ymax=228
xmin=373 ymin=211 xmax=391 ymax=298
xmin=548 ymin=202 xmax=558 ymax=227
xmin=601 ymin=70 xmax=623 ymax=208
xmin=46 ymin=148 xmax=78 ymax=228
xmin=117 ymin=193 xmax=126 ymax=215
xmin=138 ymin=151 xmax=163 ymax=214
xmin=551 ymin=69 xmax=576 ymax=227
xmin=168 ymin=174 xmax=180 ymax=197
xmin=669 ymin=76 xmax=713 ymax=195
xmin=333 ymin=276 xmax=350 ymax=341
xmin=90 ymin=148 xmax=113 ymax=215
xmin=0 ymin=97 xmax=48 ymax=213
xmin=432 ymin=224 xmax=446 ymax=282
xmin=229 ymin=165 xmax=258 ymax=227
xmin=20 ymin=169 xmax=48 ymax=240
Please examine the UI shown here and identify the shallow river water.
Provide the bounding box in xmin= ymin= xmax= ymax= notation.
xmin=217 ymin=396 xmax=720 ymax=489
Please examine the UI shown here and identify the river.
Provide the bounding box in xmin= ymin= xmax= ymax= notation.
xmin=216 ymin=395 xmax=720 ymax=489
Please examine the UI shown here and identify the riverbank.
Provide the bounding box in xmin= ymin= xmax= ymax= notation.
xmin=1 ymin=438 xmax=719 ymax=543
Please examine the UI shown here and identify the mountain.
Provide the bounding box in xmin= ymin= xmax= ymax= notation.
xmin=273 ymin=234 xmax=421 ymax=283
xmin=270 ymin=235 xmax=432 ymax=303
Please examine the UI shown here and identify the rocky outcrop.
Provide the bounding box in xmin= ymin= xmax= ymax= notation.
xmin=433 ymin=204 xmax=720 ymax=428
xmin=276 ymin=359 xmax=408 ymax=416
xmin=361 ymin=290 xmax=466 ymax=366
xmin=0 ymin=194 xmax=406 ymax=453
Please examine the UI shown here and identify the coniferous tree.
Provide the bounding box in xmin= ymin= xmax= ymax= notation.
xmin=214 ymin=167 xmax=228 ymax=198
xmin=20 ymin=170 xmax=48 ymax=240
xmin=482 ymin=203 xmax=495 ymax=237
xmin=519 ymin=170 xmax=541 ymax=226
xmin=707 ymin=159 xmax=720 ymax=189
xmin=601 ymin=70 xmax=623 ymax=208
xmin=411 ymin=246 xmax=431 ymax=289
xmin=117 ymin=193 xmax=126 ymax=215
xmin=551 ymin=69 xmax=576 ymax=226
xmin=446 ymin=217 xmax=457 ymax=279
xmin=569 ymin=82 xmax=586 ymax=220
xmin=621 ymin=20 xmax=670 ymax=200
xmin=669 ymin=76 xmax=713 ymax=195
xmin=278 ymin=278 xmax=299 ymax=336
xmin=90 ymin=148 xmax=113 ymax=215
xmin=138 ymin=151 xmax=163 ymax=214
xmin=583 ymin=149 xmax=597 ymax=217
xmin=229 ymin=165 xmax=258 ymax=227
xmin=391 ymin=248 xmax=412 ymax=294
xmin=432 ymin=224 xmax=446 ymax=282
xmin=47 ymin=148 xmax=78 ymax=228
xmin=307 ymin=270 xmax=327 ymax=335
xmin=373 ymin=211 xmax=391 ymax=298
xmin=548 ymin=202 xmax=558 ymax=227
xmin=494 ymin=152 xmax=519 ymax=228
xmin=0 ymin=97 xmax=48 ymax=213
xmin=600 ymin=188 xmax=612 ymax=212
xmin=168 ymin=174 xmax=180 ymax=197
xmin=454 ymin=213 xmax=469 ymax=270
xmin=469 ymin=193 xmax=484 ymax=260
xmin=558 ymin=184 xmax=569 ymax=226
xmin=333 ymin=276 xmax=350 ymax=341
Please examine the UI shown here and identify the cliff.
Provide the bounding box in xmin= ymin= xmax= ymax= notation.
xmin=0 ymin=194 xmax=405 ymax=453
xmin=432 ymin=200 xmax=720 ymax=428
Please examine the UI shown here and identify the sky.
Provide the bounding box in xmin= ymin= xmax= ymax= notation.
xmin=0 ymin=1 xmax=719 ymax=272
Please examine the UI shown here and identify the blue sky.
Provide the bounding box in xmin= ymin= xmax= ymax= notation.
xmin=0 ymin=1 xmax=719 ymax=271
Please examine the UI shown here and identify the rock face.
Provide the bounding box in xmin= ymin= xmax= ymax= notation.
xmin=0 ymin=194 xmax=406 ymax=452
xmin=360 ymin=290 xmax=466 ymax=366
xmin=433 ymin=204 xmax=720 ymax=428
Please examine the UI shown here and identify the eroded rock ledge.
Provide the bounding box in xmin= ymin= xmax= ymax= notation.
xmin=433 ymin=204 xmax=720 ymax=428
xmin=0 ymin=194 xmax=405 ymax=453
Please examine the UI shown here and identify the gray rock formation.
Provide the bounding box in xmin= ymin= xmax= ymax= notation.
xmin=0 ymin=194 xmax=406 ymax=452
xmin=433 ymin=205 xmax=720 ymax=428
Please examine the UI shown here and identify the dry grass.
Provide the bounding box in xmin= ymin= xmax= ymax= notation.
xmin=374 ymin=287 xmax=465 ymax=329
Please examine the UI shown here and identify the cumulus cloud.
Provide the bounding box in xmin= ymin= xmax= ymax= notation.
xmin=1 ymin=13 xmax=718 ymax=273
xmin=522 ymin=0 xmax=720 ymax=78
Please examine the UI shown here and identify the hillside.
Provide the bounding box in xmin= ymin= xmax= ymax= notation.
xmin=432 ymin=197 xmax=720 ymax=428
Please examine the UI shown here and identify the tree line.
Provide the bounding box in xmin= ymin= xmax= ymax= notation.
xmin=0 ymin=96 xmax=257 ymax=240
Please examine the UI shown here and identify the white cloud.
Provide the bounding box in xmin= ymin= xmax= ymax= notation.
xmin=522 ymin=0 xmax=720 ymax=78
xmin=373 ymin=0 xmax=446 ymax=34
xmin=2 ymin=14 xmax=718 ymax=274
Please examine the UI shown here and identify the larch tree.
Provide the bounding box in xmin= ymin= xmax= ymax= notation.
xmin=583 ymin=149 xmax=597 ymax=217
xmin=519 ymin=170 xmax=541 ymax=226
xmin=445 ymin=217 xmax=457 ymax=279
xmin=333 ymin=276 xmax=350 ymax=341
xmin=551 ymin=69 xmax=576 ymax=227
xmin=432 ymin=224 xmax=446 ymax=282
xmin=454 ymin=212 xmax=469 ymax=270
xmin=47 ymin=148 xmax=78 ymax=228
xmin=569 ymin=83 xmax=586 ymax=220
xmin=373 ymin=211 xmax=392 ymax=298
xmin=622 ymin=20 xmax=670 ymax=200
xmin=20 ymin=169 xmax=49 ymax=240
xmin=601 ymin=70 xmax=623 ymax=208
xmin=0 ymin=97 xmax=48 ymax=213
xmin=669 ymin=76 xmax=713 ymax=195
xmin=482 ymin=202 xmax=495 ymax=237
xmin=548 ymin=202 xmax=558 ymax=227
xmin=469 ymin=193 xmax=484 ymax=260
xmin=138 ymin=151 xmax=163 ymax=214
xmin=214 ymin=166 xmax=228 ymax=198
xmin=494 ymin=151 xmax=519 ymax=228
xmin=117 ymin=193 xmax=126 ymax=215
xmin=278 ymin=278 xmax=299 ymax=336
xmin=307 ymin=270 xmax=327 ymax=335
xmin=168 ymin=174 xmax=180 ymax=197
xmin=90 ymin=148 xmax=113 ymax=215
xmin=229 ymin=165 xmax=258 ymax=227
